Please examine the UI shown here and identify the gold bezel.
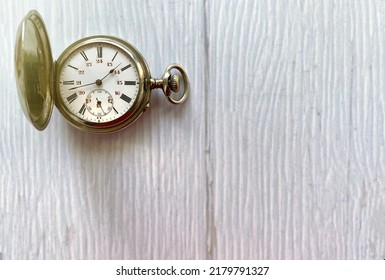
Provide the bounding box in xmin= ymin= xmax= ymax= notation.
xmin=54 ymin=35 xmax=151 ymax=133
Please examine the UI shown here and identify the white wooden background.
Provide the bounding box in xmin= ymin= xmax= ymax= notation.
xmin=1 ymin=0 xmax=385 ymax=260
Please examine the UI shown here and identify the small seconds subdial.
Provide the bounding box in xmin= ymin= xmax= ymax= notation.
xmin=58 ymin=42 xmax=139 ymax=123
xmin=86 ymin=89 xmax=113 ymax=117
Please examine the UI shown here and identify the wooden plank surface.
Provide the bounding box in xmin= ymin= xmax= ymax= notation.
xmin=206 ymin=0 xmax=385 ymax=259
xmin=1 ymin=0 xmax=385 ymax=259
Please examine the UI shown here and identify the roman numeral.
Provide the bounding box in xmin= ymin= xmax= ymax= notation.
xmin=124 ymin=81 xmax=136 ymax=85
xmin=80 ymin=51 xmax=88 ymax=61
xmin=120 ymin=94 xmax=132 ymax=103
xmin=121 ymin=64 xmax=131 ymax=72
xmin=97 ymin=46 xmax=102 ymax=58
xmin=111 ymin=51 xmax=118 ymax=61
xmin=68 ymin=65 xmax=78 ymax=71
xmin=63 ymin=80 xmax=75 ymax=85
xmin=66 ymin=93 xmax=78 ymax=104
xmin=79 ymin=103 xmax=86 ymax=115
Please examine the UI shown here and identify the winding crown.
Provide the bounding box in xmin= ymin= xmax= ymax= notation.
xmin=168 ymin=74 xmax=180 ymax=92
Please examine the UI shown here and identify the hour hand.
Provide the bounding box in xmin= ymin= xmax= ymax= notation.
xmin=96 ymin=98 xmax=102 ymax=108
xmin=96 ymin=98 xmax=106 ymax=114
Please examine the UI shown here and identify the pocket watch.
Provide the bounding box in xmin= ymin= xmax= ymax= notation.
xmin=15 ymin=10 xmax=189 ymax=133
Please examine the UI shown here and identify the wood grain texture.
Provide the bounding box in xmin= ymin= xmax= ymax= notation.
xmin=1 ymin=0 xmax=385 ymax=260
xmin=206 ymin=0 xmax=385 ymax=259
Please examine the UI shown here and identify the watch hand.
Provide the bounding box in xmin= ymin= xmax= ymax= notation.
xmin=69 ymin=63 xmax=122 ymax=90
xmin=96 ymin=98 xmax=106 ymax=114
xmin=69 ymin=81 xmax=96 ymax=90
xmin=100 ymin=106 xmax=106 ymax=115
xmin=100 ymin=63 xmax=122 ymax=81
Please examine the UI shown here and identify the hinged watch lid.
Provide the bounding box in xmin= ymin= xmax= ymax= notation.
xmin=15 ymin=10 xmax=53 ymax=131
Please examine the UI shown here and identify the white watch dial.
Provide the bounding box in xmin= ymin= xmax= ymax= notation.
xmin=58 ymin=42 xmax=139 ymax=123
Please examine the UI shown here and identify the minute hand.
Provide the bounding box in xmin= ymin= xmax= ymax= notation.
xmin=69 ymin=81 xmax=96 ymax=91
xmin=100 ymin=63 xmax=122 ymax=81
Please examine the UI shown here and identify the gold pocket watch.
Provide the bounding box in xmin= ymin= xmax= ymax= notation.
xmin=15 ymin=10 xmax=189 ymax=133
